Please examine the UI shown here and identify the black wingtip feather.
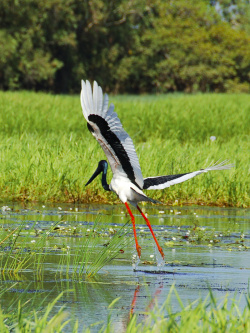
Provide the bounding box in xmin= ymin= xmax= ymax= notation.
xmin=143 ymin=173 xmax=188 ymax=190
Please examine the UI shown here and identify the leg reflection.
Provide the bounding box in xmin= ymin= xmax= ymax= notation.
xmin=129 ymin=278 xmax=164 ymax=319
xmin=130 ymin=284 xmax=140 ymax=317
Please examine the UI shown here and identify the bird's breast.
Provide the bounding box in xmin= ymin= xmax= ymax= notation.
xmin=110 ymin=177 xmax=145 ymax=204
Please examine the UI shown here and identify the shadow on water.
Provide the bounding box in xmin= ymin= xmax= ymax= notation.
xmin=0 ymin=203 xmax=249 ymax=331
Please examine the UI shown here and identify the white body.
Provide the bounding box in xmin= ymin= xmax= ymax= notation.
xmin=110 ymin=176 xmax=147 ymax=206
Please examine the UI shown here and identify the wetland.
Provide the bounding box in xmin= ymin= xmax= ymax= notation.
xmin=0 ymin=92 xmax=249 ymax=330
xmin=0 ymin=203 xmax=249 ymax=331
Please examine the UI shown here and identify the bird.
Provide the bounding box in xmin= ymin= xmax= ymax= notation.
xmin=80 ymin=80 xmax=234 ymax=260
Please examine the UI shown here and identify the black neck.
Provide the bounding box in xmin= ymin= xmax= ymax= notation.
xmin=101 ymin=172 xmax=110 ymax=191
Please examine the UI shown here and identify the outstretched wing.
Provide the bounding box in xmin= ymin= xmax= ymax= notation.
xmin=143 ymin=160 xmax=234 ymax=190
xmin=80 ymin=80 xmax=144 ymax=189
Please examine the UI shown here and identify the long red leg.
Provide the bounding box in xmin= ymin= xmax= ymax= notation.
xmin=137 ymin=205 xmax=165 ymax=260
xmin=125 ymin=202 xmax=141 ymax=258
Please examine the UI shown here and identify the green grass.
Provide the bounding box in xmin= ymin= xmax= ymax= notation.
xmin=0 ymin=285 xmax=249 ymax=332
xmin=0 ymin=91 xmax=249 ymax=207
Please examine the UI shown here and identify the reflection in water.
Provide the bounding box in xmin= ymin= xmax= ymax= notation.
xmin=130 ymin=284 xmax=140 ymax=317
xmin=0 ymin=203 xmax=249 ymax=331
xmin=145 ymin=278 xmax=164 ymax=312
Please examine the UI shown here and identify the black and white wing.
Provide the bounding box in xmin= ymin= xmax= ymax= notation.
xmin=80 ymin=80 xmax=144 ymax=189
xmin=143 ymin=160 xmax=234 ymax=190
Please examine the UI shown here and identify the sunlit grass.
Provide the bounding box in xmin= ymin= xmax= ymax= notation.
xmin=0 ymin=91 xmax=249 ymax=206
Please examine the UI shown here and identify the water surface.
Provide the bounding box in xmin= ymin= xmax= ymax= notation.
xmin=0 ymin=203 xmax=249 ymax=331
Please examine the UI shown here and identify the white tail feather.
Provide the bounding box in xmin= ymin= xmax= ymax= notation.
xmin=204 ymin=160 xmax=235 ymax=172
xmin=144 ymin=159 xmax=234 ymax=190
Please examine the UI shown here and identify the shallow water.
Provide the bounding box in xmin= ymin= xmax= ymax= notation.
xmin=0 ymin=203 xmax=249 ymax=331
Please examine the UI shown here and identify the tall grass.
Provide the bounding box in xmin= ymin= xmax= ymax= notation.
xmin=0 ymin=285 xmax=249 ymax=332
xmin=125 ymin=285 xmax=250 ymax=333
xmin=0 ymin=91 xmax=249 ymax=206
xmin=0 ymin=289 xmax=70 ymax=333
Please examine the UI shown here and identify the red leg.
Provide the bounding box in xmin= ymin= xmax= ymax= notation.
xmin=125 ymin=202 xmax=141 ymax=258
xmin=137 ymin=205 xmax=165 ymax=260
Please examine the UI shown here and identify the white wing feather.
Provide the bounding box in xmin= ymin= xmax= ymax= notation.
xmin=80 ymin=80 xmax=144 ymax=189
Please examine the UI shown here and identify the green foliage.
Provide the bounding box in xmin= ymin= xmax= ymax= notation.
xmin=0 ymin=286 xmax=249 ymax=332
xmin=121 ymin=0 xmax=250 ymax=93
xmin=0 ymin=91 xmax=249 ymax=206
xmin=0 ymin=0 xmax=249 ymax=93
xmin=0 ymin=290 xmax=70 ymax=332
xmin=213 ymin=0 xmax=250 ymax=33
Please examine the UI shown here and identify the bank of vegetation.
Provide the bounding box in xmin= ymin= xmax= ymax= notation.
xmin=0 ymin=91 xmax=249 ymax=207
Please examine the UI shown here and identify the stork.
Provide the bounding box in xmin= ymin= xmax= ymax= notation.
xmin=80 ymin=80 xmax=233 ymax=260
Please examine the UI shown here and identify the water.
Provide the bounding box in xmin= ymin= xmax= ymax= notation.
xmin=0 ymin=203 xmax=249 ymax=331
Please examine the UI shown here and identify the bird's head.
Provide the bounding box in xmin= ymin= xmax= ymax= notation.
xmin=85 ymin=160 xmax=109 ymax=187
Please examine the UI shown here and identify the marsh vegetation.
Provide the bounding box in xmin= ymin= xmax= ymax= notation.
xmin=0 ymin=92 xmax=249 ymax=207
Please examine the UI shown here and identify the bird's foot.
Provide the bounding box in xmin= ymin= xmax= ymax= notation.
xmin=158 ymin=247 xmax=165 ymax=260
xmin=136 ymin=245 xmax=142 ymax=259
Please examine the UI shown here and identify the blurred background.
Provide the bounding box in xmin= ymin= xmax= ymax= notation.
xmin=0 ymin=0 xmax=249 ymax=94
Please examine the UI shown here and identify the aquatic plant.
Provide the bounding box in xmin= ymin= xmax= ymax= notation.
xmin=0 ymin=221 xmax=60 ymax=275
xmin=55 ymin=217 xmax=130 ymax=278
xmin=0 ymin=285 xmax=249 ymax=332
xmin=0 ymin=290 xmax=70 ymax=333
xmin=0 ymin=215 xmax=129 ymax=278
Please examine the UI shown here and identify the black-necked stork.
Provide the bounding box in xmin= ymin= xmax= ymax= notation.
xmin=81 ymin=80 xmax=233 ymax=260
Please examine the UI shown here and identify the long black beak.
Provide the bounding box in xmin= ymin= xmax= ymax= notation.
xmin=85 ymin=164 xmax=102 ymax=186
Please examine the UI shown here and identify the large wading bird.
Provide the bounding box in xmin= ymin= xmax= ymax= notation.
xmin=81 ymin=80 xmax=233 ymax=260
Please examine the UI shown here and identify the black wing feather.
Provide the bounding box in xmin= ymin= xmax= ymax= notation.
xmin=143 ymin=173 xmax=188 ymax=190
